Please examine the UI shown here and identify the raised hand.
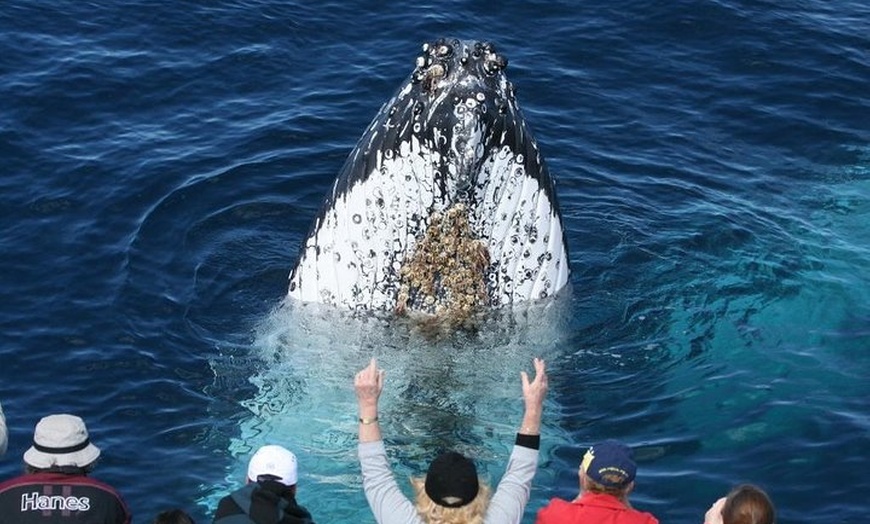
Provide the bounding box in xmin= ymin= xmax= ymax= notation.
xmin=519 ymin=357 xmax=548 ymax=435
xmin=354 ymin=358 xmax=385 ymax=442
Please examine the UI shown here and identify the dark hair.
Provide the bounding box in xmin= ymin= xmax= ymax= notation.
xmin=722 ymin=484 xmax=775 ymax=524
xmin=25 ymin=464 xmax=94 ymax=475
xmin=152 ymin=509 xmax=195 ymax=524
xmin=255 ymin=476 xmax=297 ymax=498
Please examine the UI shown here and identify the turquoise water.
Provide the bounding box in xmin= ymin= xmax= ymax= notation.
xmin=1 ymin=1 xmax=868 ymax=522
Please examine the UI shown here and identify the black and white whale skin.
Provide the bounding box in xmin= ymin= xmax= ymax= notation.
xmin=288 ymin=38 xmax=570 ymax=317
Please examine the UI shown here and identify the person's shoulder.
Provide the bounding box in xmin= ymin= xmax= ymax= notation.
xmin=0 ymin=473 xmax=100 ymax=493
xmin=75 ymin=476 xmax=130 ymax=512
xmin=213 ymin=488 xmax=248 ymax=519
xmin=624 ymin=505 xmax=659 ymax=524
xmin=636 ymin=509 xmax=659 ymax=524
xmin=280 ymin=505 xmax=315 ymax=524
xmin=536 ymin=497 xmax=573 ymax=519
xmin=0 ymin=473 xmax=32 ymax=493
xmin=543 ymin=497 xmax=572 ymax=507
xmin=66 ymin=474 xmax=127 ymax=498
xmin=213 ymin=501 xmax=240 ymax=521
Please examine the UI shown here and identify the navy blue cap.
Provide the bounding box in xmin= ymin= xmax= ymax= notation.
xmin=581 ymin=440 xmax=637 ymax=488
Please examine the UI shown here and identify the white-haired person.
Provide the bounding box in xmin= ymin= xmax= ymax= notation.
xmin=0 ymin=413 xmax=132 ymax=523
xmin=212 ymin=444 xmax=315 ymax=524
xmin=354 ymin=357 xmax=548 ymax=524
xmin=535 ymin=440 xmax=658 ymax=524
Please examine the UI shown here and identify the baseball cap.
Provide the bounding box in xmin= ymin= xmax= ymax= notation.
xmin=581 ymin=440 xmax=636 ymax=488
xmin=247 ymin=444 xmax=298 ymax=486
xmin=424 ymin=451 xmax=480 ymax=508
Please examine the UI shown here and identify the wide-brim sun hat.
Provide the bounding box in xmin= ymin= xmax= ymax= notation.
xmin=23 ymin=414 xmax=101 ymax=469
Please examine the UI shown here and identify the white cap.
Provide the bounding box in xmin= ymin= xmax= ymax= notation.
xmin=247 ymin=444 xmax=298 ymax=486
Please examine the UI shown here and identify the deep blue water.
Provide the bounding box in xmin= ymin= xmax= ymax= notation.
xmin=1 ymin=1 xmax=868 ymax=523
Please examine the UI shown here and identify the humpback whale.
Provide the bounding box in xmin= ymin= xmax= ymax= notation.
xmin=288 ymin=38 xmax=570 ymax=321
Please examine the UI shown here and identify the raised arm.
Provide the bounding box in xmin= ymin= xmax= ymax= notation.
xmin=485 ymin=358 xmax=549 ymax=524
xmin=519 ymin=357 xmax=548 ymax=436
xmin=355 ymin=358 xmax=385 ymax=442
xmin=354 ymin=358 xmax=420 ymax=524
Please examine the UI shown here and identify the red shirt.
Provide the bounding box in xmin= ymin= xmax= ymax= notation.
xmin=536 ymin=491 xmax=659 ymax=524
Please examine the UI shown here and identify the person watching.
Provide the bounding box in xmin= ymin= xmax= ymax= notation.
xmin=212 ymin=444 xmax=314 ymax=524
xmin=0 ymin=413 xmax=132 ymax=523
xmin=704 ymin=483 xmax=775 ymax=524
xmin=354 ymin=356 xmax=548 ymax=524
xmin=535 ymin=440 xmax=659 ymax=524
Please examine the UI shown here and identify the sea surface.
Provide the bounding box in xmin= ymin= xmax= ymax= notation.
xmin=1 ymin=1 xmax=868 ymax=522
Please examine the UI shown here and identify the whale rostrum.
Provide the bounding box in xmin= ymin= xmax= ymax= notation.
xmin=288 ymin=38 xmax=570 ymax=325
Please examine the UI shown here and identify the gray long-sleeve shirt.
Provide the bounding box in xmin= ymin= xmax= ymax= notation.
xmin=0 ymin=401 xmax=7 ymax=456
xmin=358 ymin=439 xmax=539 ymax=524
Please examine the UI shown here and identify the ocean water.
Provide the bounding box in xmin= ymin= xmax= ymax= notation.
xmin=1 ymin=1 xmax=868 ymax=523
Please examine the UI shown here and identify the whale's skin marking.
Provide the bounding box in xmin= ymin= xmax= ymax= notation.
xmin=288 ymin=38 xmax=570 ymax=312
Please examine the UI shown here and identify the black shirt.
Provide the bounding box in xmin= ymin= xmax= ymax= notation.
xmin=213 ymin=480 xmax=314 ymax=524
xmin=0 ymin=472 xmax=131 ymax=523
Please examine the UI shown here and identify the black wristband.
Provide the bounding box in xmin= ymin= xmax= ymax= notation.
xmin=515 ymin=433 xmax=540 ymax=450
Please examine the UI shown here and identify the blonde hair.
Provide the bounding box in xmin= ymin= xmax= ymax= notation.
xmin=584 ymin=476 xmax=629 ymax=498
xmin=411 ymin=476 xmax=492 ymax=524
xmin=580 ymin=469 xmax=632 ymax=506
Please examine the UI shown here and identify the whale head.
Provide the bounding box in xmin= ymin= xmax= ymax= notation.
xmin=289 ymin=38 xmax=570 ymax=326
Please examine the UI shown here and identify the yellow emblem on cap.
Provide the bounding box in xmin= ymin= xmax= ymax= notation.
xmin=581 ymin=448 xmax=595 ymax=473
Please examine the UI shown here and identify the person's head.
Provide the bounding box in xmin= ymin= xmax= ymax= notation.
xmin=410 ymin=451 xmax=491 ymax=524
xmin=152 ymin=509 xmax=195 ymax=524
xmin=23 ymin=414 xmax=101 ymax=474
xmin=579 ymin=440 xmax=637 ymax=500
xmin=247 ymin=444 xmax=298 ymax=495
xmin=720 ymin=484 xmax=775 ymax=524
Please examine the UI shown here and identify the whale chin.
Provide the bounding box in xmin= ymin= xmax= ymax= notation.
xmin=288 ymin=38 xmax=570 ymax=325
